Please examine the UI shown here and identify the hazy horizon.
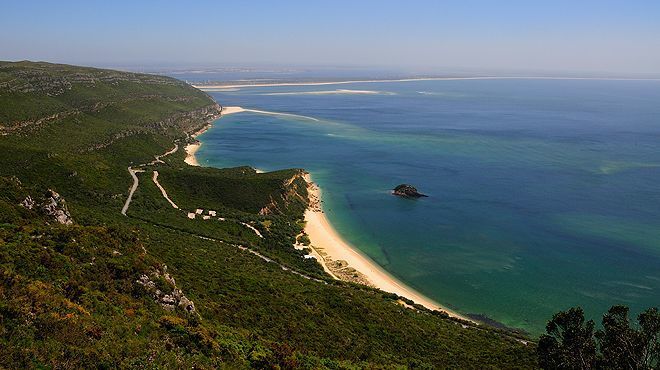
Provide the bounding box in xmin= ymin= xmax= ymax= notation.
xmin=2 ymin=1 xmax=660 ymax=77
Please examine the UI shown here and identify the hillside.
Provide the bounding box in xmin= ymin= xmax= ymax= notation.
xmin=0 ymin=61 xmax=537 ymax=368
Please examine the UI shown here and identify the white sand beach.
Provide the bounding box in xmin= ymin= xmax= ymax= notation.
xmin=183 ymin=108 xmax=473 ymax=321
xmin=226 ymin=106 xmax=319 ymax=122
xmin=184 ymin=143 xmax=201 ymax=166
xmin=193 ymin=77 xmax=482 ymax=89
xmin=194 ymin=76 xmax=660 ymax=91
xmin=220 ymin=106 xmax=246 ymax=115
xmin=303 ymin=174 xmax=473 ymax=322
xmin=183 ymin=103 xmax=471 ymax=322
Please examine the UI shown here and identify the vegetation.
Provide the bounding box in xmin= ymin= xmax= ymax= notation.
xmin=0 ymin=61 xmax=538 ymax=368
xmin=538 ymin=306 xmax=659 ymax=369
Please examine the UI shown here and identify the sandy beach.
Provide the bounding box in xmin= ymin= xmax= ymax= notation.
xmin=183 ymin=105 xmax=321 ymax=169
xmin=184 ymin=106 xmax=246 ymax=167
xmin=194 ymin=77 xmax=486 ymax=90
xmin=222 ymin=106 xmax=319 ymax=122
xmin=184 ymin=103 xmax=471 ymax=323
xmin=219 ymin=106 xmax=246 ymax=115
xmin=303 ymin=174 xmax=473 ymax=322
xmin=185 ymin=104 xmax=473 ymax=322
xmin=184 ymin=143 xmax=201 ymax=166
xmin=193 ymin=76 xmax=660 ymax=90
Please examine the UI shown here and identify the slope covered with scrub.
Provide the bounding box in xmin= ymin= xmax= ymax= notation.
xmin=0 ymin=61 xmax=537 ymax=368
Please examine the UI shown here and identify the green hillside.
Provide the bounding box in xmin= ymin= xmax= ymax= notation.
xmin=0 ymin=61 xmax=537 ymax=368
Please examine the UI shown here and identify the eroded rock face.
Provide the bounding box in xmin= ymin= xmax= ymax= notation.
xmin=136 ymin=265 xmax=197 ymax=315
xmin=20 ymin=195 xmax=35 ymax=209
xmin=42 ymin=189 xmax=73 ymax=225
xmin=19 ymin=189 xmax=74 ymax=224
xmin=392 ymin=184 xmax=428 ymax=198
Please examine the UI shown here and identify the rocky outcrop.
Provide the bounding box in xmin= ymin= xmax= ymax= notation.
xmin=41 ymin=189 xmax=74 ymax=224
xmin=20 ymin=189 xmax=74 ymax=224
xmin=136 ymin=265 xmax=197 ymax=315
xmin=20 ymin=195 xmax=35 ymax=209
xmin=392 ymin=184 xmax=428 ymax=198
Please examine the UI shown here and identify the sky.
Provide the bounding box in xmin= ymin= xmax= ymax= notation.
xmin=1 ymin=0 xmax=660 ymax=75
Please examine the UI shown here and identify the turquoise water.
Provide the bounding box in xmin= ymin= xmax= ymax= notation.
xmin=196 ymin=79 xmax=660 ymax=335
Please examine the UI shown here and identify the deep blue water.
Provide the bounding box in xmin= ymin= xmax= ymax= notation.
xmin=196 ymin=79 xmax=660 ymax=335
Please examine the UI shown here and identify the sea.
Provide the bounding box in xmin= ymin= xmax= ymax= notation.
xmin=180 ymin=76 xmax=660 ymax=335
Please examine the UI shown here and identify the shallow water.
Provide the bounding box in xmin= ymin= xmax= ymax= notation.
xmin=196 ymin=79 xmax=660 ymax=335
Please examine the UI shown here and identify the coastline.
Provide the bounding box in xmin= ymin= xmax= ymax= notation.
xmin=185 ymin=104 xmax=473 ymax=322
xmin=184 ymin=143 xmax=201 ymax=166
xmin=184 ymin=105 xmax=320 ymax=166
xmin=184 ymin=106 xmax=245 ymax=167
xmin=195 ymin=77 xmax=490 ymax=89
xmin=303 ymin=173 xmax=474 ymax=322
xmin=193 ymin=76 xmax=660 ymax=90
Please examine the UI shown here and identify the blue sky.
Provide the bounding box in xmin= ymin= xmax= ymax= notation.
xmin=1 ymin=0 xmax=659 ymax=74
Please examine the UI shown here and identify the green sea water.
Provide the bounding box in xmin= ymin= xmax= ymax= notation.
xmin=196 ymin=79 xmax=660 ymax=335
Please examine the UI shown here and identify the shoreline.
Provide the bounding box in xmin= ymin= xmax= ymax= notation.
xmin=184 ymin=106 xmax=246 ymax=167
xmin=184 ymin=143 xmax=201 ymax=166
xmin=193 ymin=76 xmax=660 ymax=90
xmin=183 ymin=105 xmax=320 ymax=166
xmin=178 ymin=76 xmax=660 ymax=336
xmin=303 ymin=173 xmax=473 ymax=322
xmin=185 ymin=104 xmax=473 ymax=322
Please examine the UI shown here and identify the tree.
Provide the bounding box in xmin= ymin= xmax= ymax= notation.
xmin=597 ymin=305 xmax=640 ymax=369
xmin=538 ymin=307 xmax=598 ymax=369
xmin=539 ymin=306 xmax=660 ymax=370
xmin=637 ymin=307 xmax=659 ymax=369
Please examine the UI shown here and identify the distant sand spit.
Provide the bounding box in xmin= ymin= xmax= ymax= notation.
xmin=220 ymin=106 xmax=246 ymax=115
xmin=184 ymin=106 xmax=319 ymax=166
xmin=195 ymin=77 xmax=482 ymax=89
xmin=214 ymin=106 xmax=319 ymax=122
xmin=194 ymin=76 xmax=660 ymax=90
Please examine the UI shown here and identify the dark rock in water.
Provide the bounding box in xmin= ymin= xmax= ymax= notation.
xmin=392 ymin=184 xmax=427 ymax=198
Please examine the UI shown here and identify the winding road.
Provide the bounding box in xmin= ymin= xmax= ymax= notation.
xmin=153 ymin=171 xmax=179 ymax=209
xmin=119 ymin=144 xmax=327 ymax=285
xmin=121 ymin=142 xmax=264 ymax=241
xmin=122 ymin=144 xmax=179 ymax=216
xmin=119 ymin=141 xmax=498 ymax=334
xmin=121 ymin=167 xmax=144 ymax=215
